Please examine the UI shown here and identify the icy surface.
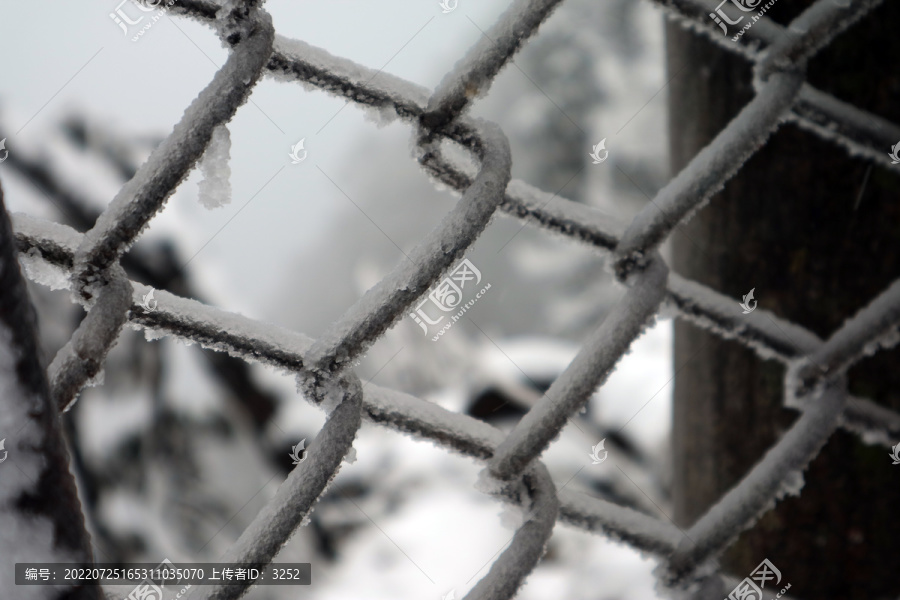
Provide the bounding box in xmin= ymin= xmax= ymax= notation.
xmin=197 ymin=123 xmax=232 ymax=209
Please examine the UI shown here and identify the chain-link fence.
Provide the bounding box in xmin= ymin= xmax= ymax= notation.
xmin=3 ymin=0 xmax=900 ymax=598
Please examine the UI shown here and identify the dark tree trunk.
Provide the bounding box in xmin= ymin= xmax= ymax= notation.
xmin=667 ymin=4 xmax=900 ymax=599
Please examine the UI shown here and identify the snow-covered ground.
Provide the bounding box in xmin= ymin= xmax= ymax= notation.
xmin=270 ymin=320 xmax=674 ymax=600
xmin=310 ymin=321 xmax=671 ymax=600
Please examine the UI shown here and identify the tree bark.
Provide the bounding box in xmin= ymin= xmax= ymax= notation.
xmin=667 ymin=3 xmax=900 ymax=598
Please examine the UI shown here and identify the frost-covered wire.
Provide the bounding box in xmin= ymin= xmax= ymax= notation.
xmin=665 ymin=274 xmax=900 ymax=445
xmin=841 ymin=395 xmax=900 ymax=447
xmin=464 ymin=462 xmax=558 ymax=600
xmin=6 ymin=0 xmax=900 ymax=597
xmin=47 ymin=266 xmax=132 ymax=412
xmin=666 ymin=273 xmax=821 ymax=360
xmin=180 ymin=0 xmax=900 ymax=176
xmin=178 ymin=7 xmax=633 ymax=249
xmin=419 ymin=144 xmax=627 ymax=251
xmin=304 ymin=121 xmax=511 ymax=378
xmin=756 ymin=0 xmax=883 ymax=80
xmin=489 ymin=256 xmax=669 ymax=481
xmin=663 ymin=384 xmax=846 ymax=586
xmin=794 ymin=277 xmax=900 ymax=398
xmin=649 ymin=0 xmax=900 ymax=169
xmin=192 ymin=376 xmax=363 ymax=600
xmin=650 ymin=0 xmax=778 ymax=56
xmin=558 ymin=489 xmax=684 ymax=555
xmin=16 ymin=206 xmax=900 ymax=454
xmin=791 ymin=85 xmax=900 ymax=167
xmin=12 ymin=210 xmax=900 ymax=583
xmin=424 ymin=0 xmax=566 ymax=129
xmin=613 ymin=71 xmax=804 ymax=277
xmin=72 ymin=5 xmax=274 ymax=292
xmin=8 ymin=223 xmax=689 ymax=561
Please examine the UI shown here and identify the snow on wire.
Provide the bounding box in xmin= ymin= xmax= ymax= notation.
xmin=5 ymin=0 xmax=900 ymax=598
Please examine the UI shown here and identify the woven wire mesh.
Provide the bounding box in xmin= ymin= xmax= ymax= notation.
xmin=7 ymin=0 xmax=900 ymax=598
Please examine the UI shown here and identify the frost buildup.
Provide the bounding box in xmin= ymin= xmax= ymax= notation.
xmin=197 ymin=124 xmax=232 ymax=210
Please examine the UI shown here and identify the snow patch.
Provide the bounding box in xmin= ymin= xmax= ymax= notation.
xmin=18 ymin=248 xmax=71 ymax=290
